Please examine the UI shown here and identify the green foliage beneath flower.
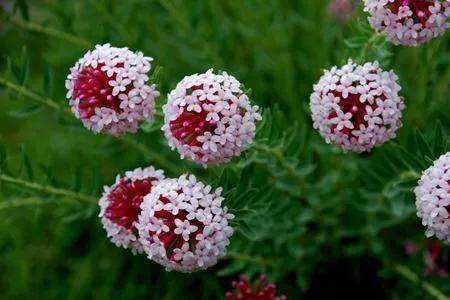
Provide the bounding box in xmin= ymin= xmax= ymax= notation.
xmin=0 ymin=0 xmax=449 ymax=299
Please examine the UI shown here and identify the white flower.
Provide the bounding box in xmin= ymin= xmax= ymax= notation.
xmin=310 ymin=60 xmax=405 ymax=153
xmin=98 ymin=166 xmax=165 ymax=254
xmin=415 ymin=153 xmax=450 ymax=244
xmin=363 ymin=0 xmax=450 ymax=46
xmin=66 ymin=43 xmax=159 ymax=135
xmin=162 ymin=69 xmax=261 ymax=165
xmin=137 ymin=174 xmax=234 ymax=272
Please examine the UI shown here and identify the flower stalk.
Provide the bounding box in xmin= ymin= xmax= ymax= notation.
xmin=394 ymin=264 xmax=449 ymax=300
xmin=0 ymin=174 xmax=97 ymax=204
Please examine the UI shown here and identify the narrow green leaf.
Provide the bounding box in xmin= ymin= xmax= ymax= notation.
xmin=414 ymin=128 xmax=433 ymax=158
xmin=149 ymin=65 xmax=163 ymax=85
xmin=10 ymin=104 xmax=43 ymax=118
xmin=14 ymin=0 xmax=29 ymax=21
xmin=0 ymin=139 xmax=6 ymax=170
xmin=42 ymin=64 xmax=54 ymax=96
xmin=21 ymin=147 xmax=34 ymax=181
xmin=19 ymin=47 xmax=29 ymax=85
xmin=6 ymin=57 xmax=22 ymax=83
xmin=432 ymin=121 xmax=444 ymax=156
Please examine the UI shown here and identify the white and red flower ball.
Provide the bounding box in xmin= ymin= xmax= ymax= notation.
xmin=136 ymin=174 xmax=234 ymax=272
xmin=99 ymin=166 xmax=165 ymax=253
xmin=310 ymin=60 xmax=405 ymax=152
xmin=162 ymin=69 xmax=262 ymax=165
xmin=66 ymin=44 xmax=160 ymax=135
xmin=364 ymin=0 xmax=450 ymax=46
xmin=414 ymin=153 xmax=450 ymax=244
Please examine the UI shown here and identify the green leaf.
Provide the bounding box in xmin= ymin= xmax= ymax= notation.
xmin=432 ymin=121 xmax=445 ymax=156
xmin=6 ymin=57 xmax=22 ymax=83
xmin=414 ymin=128 xmax=432 ymax=158
xmin=19 ymin=47 xmax=29 ymax=85
xmin=21 ymin=147 xmax=33 ymax=181
xmin=42 ymin=64 xmax=54 ymax=96
xmin=149 ymin=65 xmax=163 ymax=85
xmin=14 ymin=0 xmax=29 ymax=20
xmin=9 ymin=105 xmax=43 ymax=118
xmin=0 ymin=139 xmax=6 ymax=170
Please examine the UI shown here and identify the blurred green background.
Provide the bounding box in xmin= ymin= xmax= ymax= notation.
xmin=0 ymin=0 xmax=449 ymax=299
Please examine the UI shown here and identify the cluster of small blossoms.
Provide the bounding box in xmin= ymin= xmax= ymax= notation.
xmin=99 ymin=166 xmax=165 ymax=253
xmin=66 ymin=44 xmax=159 ymax=135
xmin=364 ymin=0 xmax=450 ymax=46
xmin=162 ymin=69 xmax=262 ymax=165
xmin=414 ymin=152 xmax=450 ymax=244
xmin=225 ymin=274 xmax=287 ymax=300
xmin=137 ymin=174 xmax=234 ymax=272
xmin=310 ymin=60 xmax=405 ymax=152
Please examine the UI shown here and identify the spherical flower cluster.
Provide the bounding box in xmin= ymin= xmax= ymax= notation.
xmin=363 ymin=0 xmax=450 ymax=46
xmin=225 ymin=274 xmax=287 ymax=300
xmin=99 ymin=166 xmax=165 ymax=253
xmin=414 ymin=152 xmax=450 ymax=244
xmin=137 ymin=174 xmax=234 ymax=272
xmin=310 ymin=60 xmax=405 ymax=152
xmin=162 ymin=69 xmax=262 ymax=165
xmin=66 ymin=44 xmax=159 ymax=135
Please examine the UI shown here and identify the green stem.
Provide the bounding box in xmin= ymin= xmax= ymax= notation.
xmin=0 ymin=174 xmax=97 ymax=204
xmin=0 ymin=197 xmax=77 ymax=210
xmin=0 ymin=77 xmax=176 ymax=169
xmin=8 ymin=18 xmax=92 ymax=48
xmin=0 ymin=76 xmax=66 ymax=112
xmin=394 ymin=264 xmax=449 ymax=300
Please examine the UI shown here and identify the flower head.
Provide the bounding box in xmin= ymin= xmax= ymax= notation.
xmin=99 ymin=166 xmax=164 ymax=253
xmin=415 ymin=152 xmax=450 ymax=244
xmin=363 ymin=0 xmax=450 ymax=46
xmin=310 ymin=60 xmax=405 ymax=152
xmin=66 ymin=44 xmax=159 ymax=135
xmin=137 ymin=174 xmax=234 ymax=272
xmin=225 ymin=274 xmax=287 ymax=300
xmin=162 ymin=69 xmax=262 ymax=165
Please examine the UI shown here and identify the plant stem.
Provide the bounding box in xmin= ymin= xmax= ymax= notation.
xmin=394 ymin=264 xmax=449 ymax=300
xmin=0 ymin=76 xmax=66 ymax=112
xmin=0 ymin=197 xmax=77 ymax=210
xmin=8 ymin=18 xmax=92 ymax=48
xmin=0 ymin=174 xmax=97 ymax=204
xmin=0 ymin=77 xmax=175 ymax=169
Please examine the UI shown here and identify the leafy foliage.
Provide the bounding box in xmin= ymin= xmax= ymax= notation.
xmin=0 ymin=0 xmax=449 ymax=299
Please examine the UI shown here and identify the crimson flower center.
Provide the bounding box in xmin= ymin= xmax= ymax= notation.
xmin=106 ymin=178 xmax=153 ymax=231
xmin=328 ymin=89 xmax=379 ymax=137
xmin=151 ymin=195 xmax=205 ymax=260
xmin=72 ymin=64 xmax=124 ymax=119
xmin=169 ymin=86 xmax=218 ymax=147
xmin=388 ymin=0 xmax=435 ymax=25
